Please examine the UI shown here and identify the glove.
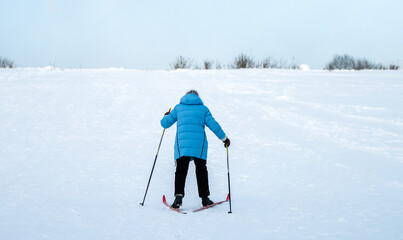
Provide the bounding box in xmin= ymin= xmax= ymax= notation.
xmin=223 ymin=137 xmax=230 ymax=148
xmin=164 ymin=108 xmax=172 ymax=116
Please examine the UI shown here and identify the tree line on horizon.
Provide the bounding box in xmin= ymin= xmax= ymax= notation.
xmin=324 ymin=54 xmax=399 ymax=70
xmin=1 ymin=54 xmax=400 ymax=71
xmin=170 ymin=54 xmax=400 ymax=71
xmin=170 ymin=54 xmax=299 ymax=70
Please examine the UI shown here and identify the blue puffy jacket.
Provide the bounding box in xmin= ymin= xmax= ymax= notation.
xmin=161 ymin=93 xmax=226 ymax=160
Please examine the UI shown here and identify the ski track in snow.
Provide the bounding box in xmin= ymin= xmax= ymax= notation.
xmin=0 ymin=68 xmax=402 ymax=240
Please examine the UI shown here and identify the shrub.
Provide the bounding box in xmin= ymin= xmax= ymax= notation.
xmin=290 ymin=57 xmax=298 ymax=69
xmin=389 ymin=64 xmax=399 ymax=70
xmin=0 ymin=57 xmax=14 ymax=68
xmin=170 ymin=56 xmax=192 ymax=69
xmin=231 ymin=54 xmax=255 ymax=69
xmin=355 ymin=58 xmax=375 ymax=70
xmin=325 ymin=54 xmax=398 ymax=70
xmin=193 ymin=63 xmax=201 ymax=70
xmin=203 ymin=60 xmax=214 ymax=70
xmin=261 ymin=57 xmax=276 ymax=68
xmin=325 ymin=54 xmax=356 ymax=70
xmin=215 ymin=61 xmax=222 ymax=69
xmin=260 ymin=57 xmax=298 ymax=69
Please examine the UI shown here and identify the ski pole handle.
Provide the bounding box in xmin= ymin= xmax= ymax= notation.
xmin=164 ymin=108 xmax=172 ymax=116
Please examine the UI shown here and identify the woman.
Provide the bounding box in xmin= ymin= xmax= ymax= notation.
xmin=161 ymin=90 xmax=230 ymax=208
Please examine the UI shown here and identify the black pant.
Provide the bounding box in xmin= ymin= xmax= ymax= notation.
xmin=174 ymin=156 xmax=210 ymax=198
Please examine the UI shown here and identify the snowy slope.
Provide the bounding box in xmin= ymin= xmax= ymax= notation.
xmin=0 ymin=68 xmax=402 ymax=240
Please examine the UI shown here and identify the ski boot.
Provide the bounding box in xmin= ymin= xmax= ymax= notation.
xmin=171 ymin=194 xmax=183 ymax=209
xmin=202 ymin=196 xmax=214 ymax=206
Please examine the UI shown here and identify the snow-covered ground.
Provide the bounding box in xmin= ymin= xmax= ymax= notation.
xmin=1 ymin=68 xmax=402 ymax=240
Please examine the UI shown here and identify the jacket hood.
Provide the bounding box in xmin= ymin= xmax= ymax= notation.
xmin=180 ymin=93 xmax=204 ymax=105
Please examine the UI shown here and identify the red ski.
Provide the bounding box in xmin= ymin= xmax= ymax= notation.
xmin=162 ymin=195 xmax=187 ymax=214
xmin=193 ymin=194 xmax=230 ymax=212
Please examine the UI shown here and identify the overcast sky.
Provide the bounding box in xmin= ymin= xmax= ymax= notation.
xmin=1 ymin=0 xmax=402 ymax=69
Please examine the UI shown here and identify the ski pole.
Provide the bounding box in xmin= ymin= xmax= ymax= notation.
xmin=226 ymin=145 xmax=232 ymax=213
xmin=140 ymin=108 xmax=171 ymax=206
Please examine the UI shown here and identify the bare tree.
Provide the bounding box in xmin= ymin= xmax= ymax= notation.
xmin=232 ymin=53 xmax=255 ymax=69
xmin=0 ymin=57 xmax=14 ymax=68
xmin=260 ymin=56 xmax=297 ymax=69
xmin=215 ymin=61 xmax=222 ymax=69
xmin=389 ymin=64 xmax=399 ymax=70
xmin=325 ymin=54 xmax=396 ymax=70
xmin=193 ymin=63 xmax=201 ymax=70
xmin=170 ymin=56 xmax=192 ymax=69
xmin=356 ymin=58 xmax=371 ymax=70
xmin=290 ymin=57 xmax=298 ymax=69
xmin=261 ymin=57 xmax=273 ymax=68
xmin=203 ymin=60 xmax=214 ymax=70
xmin=325 ymin=54 xmax=356 ymax=70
